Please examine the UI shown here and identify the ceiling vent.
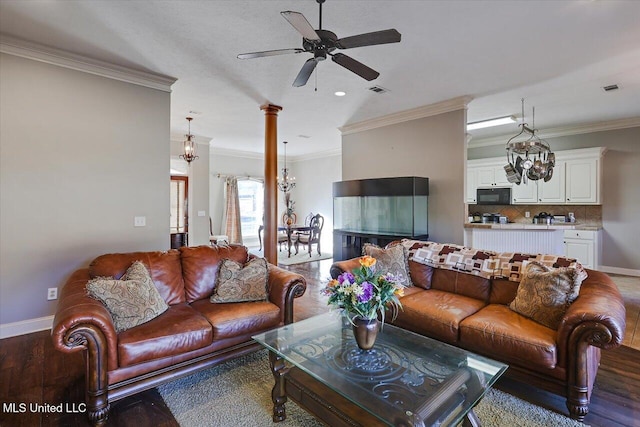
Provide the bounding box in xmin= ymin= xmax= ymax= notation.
xmin=602 ymin=84 xmax=619 ymax=92
xmin=368 ymin=85 xmax=389 ymax=94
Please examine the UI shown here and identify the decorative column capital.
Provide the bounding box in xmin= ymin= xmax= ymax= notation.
xmin=260 ymin=104 xmax=283 ymax=115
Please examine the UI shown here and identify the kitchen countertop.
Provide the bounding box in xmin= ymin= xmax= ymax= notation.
xmin=463 ymin=223 xmax=602 ymax=231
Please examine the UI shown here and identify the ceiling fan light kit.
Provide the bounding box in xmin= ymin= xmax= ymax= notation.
xmin=504 ymin=99 xmax=555 ymax=185
xmin=237 ymin=0 xmax=401 ymax=87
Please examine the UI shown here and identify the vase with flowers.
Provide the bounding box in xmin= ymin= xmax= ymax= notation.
xmin=323 ymin=256 xmax=404 ymax=350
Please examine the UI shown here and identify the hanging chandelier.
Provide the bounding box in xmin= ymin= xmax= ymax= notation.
xmin=504 ymin=99 xmax=555 ymax=185
xmin=180 ymin=117 xmax=199 ymax=164
xmin=277 ymin=141 xmax=296 ymax=193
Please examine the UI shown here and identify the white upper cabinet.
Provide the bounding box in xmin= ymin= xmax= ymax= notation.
xmin=512 ymin=179 xmax=538 ymax=204
xmin=512 ymin=161 xmax=565 ymax=204
xmin=565 ymin=158 xmax=599 ymax=204
xmin=538 ymin=161 xmax=566 ymax=203
xmin=469 ymin=147 xmax=605 ymax=205
xmin=475 ymin=165 xmax=512 ymax=187
xmin=466 ymin=167 xmax=478 ymax=203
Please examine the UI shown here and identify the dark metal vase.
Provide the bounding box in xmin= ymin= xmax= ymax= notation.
xmin=352 ymin=317 xmax=380 ymax=350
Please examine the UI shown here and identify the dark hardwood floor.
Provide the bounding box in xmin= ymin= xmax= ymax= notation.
xmin=1 ymin=258 xmax=638 ymax=426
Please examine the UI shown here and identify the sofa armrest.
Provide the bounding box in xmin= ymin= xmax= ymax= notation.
xmin=557 ymin=269 xmax=626 ymax=369
xmin=51 ymin=268 xmax=119 ymax=371
xmin=330 ymin=258 xmax=362 ymax=279
xmin=267 ymin=264 xmax=307 ymax=324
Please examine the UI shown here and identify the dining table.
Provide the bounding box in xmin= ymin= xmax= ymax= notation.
xmin=258 ymin=224 xmax=311 ymax=257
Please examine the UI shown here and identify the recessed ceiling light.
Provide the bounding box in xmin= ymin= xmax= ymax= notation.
xmin=334 ymin=91 xmax=346 ymax=97
xmin=188 ymin=110 xmax=203 ymax=115
xmin=467 ymin=116 xmax=517 ymax=131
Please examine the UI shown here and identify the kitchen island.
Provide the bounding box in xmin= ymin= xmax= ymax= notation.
xmin=463 ymin=223 xmax=601 ymax=268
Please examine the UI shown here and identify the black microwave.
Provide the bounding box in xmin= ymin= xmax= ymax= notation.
xmin=476 ymin=187 xmax=511 ymax=205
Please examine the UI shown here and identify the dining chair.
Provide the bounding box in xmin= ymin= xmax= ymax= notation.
xmin=295 ymin=213 xmax=324 ymax=257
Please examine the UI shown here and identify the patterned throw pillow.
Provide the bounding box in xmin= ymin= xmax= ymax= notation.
xmin=210 ymin=258 xmax=269 ymax=303
xmin=87 ymin=261 xmax=169 ymax=333
xmin=509 ymin=261 xmax=585 ymax=329
xmin=363 ymin=243 xmax=412 ymax=287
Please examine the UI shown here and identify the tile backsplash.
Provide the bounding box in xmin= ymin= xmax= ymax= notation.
xmin=467 ymin=204 xmax=602 ymax=227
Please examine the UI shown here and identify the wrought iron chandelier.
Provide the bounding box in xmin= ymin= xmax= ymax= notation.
xmin=504 ymin=99 xmax=555 ymax=185
xmin=180 ymin=117 xmax=199 ymax=164
xmin=277 ymin=141 xmax=296 ymax=193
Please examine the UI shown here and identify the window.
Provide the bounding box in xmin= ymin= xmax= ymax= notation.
xmin=170 ymin=176 xmax=188 ymax=233
xmin=237 ymin=179 xmax=264 ymax=238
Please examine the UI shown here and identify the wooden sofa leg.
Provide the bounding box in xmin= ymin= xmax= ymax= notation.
xmin=65 ymin=327 xmax=110 ymax=426
xmin=566 ymin=387 xmax=589 ymax=422
xmin=566 ymin=321 xmax=612 ymax=423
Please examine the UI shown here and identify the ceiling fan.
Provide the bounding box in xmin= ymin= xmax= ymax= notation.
xmin=237 ymin=0 xmax=401 ymax=87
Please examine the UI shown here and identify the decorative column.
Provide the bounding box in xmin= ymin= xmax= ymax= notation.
xmin=261 ymin=104 xmax=283 ymax=265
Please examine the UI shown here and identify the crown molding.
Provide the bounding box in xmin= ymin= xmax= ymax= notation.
xmin=210 ymin=147 xmax=342 ymax=162
xmin=0 ymin=35 xmax=176 ymax=92
xmin=339 ymin=95 xmax=473 ymax=135
xmin=293 ymin=148 xmax=342 ymax=162
xmin=468 ymin=116 xmax=640 ymax=148
xmin=210 ymin=147 xmax=265 ymax=160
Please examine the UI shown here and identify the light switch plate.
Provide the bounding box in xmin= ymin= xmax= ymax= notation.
xmin=134 ymin=216 xmax=146 ymax=227
xmin=198 ymin=210 xmax=206 ymax=217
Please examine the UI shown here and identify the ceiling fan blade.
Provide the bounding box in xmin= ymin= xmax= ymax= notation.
xmin=281 ymin=11 xmax=321 ymax=41
xmin=293 ymin=58 xmax=318 ymax=87
xmin=331 ymin=53 xmax=379 ymax=81
xmin=237 ymin=48 xmax=305 ymax=60
xmin=336 ymin=29 xmax=401 ymax=49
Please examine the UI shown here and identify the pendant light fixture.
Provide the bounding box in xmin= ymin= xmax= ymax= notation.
xmin=277 ymin=141 xmax=296 ymax=193
xmin=504 ymin=99 xmax=555 ymax=185
xmin=180 ymin=117 xmax=199 ymax=164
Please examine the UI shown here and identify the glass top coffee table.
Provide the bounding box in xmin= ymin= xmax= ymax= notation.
xmin=253 ymin=313 xmax=507 ymax=427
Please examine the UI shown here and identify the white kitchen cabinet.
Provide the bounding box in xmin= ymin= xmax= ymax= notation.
xmin=511 ymin=161 xmax=565 ymax=204
xmin=565 ymin=158 xmax=598 ymax=204
xmin=476 ymin=165 xmax=511 ymax=187
xmin=468 ymin=147 xmax=605 ymax=206
xmin=512 ymin=180 xmax=538 ymax=204
xmin=539 ymin=161 xmax=566 ymax=203
xmin=466 ymin=167 xmax=478 ymax=203
xmin=564 ymin=229 xmax=600 ymax=269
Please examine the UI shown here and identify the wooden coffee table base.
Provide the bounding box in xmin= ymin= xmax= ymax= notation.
xmin=268 ymin=351 xmax=482 ymax=427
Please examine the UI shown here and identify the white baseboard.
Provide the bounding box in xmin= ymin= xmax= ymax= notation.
xmin=0 ymin=315 xmax=54 ymax=339
xmin=599 ymin=265 xmax=640 ymax=277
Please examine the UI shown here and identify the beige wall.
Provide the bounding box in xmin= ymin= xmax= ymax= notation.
xmin=468 ymin=126 xmax=640 ymax=270
xmin=290 ymin=153 xmax=342 ymax=252
xmin=341 ymin=109 xmax=467 ymax=244
xmin=0 ymin=53 xmax=172 ymax=326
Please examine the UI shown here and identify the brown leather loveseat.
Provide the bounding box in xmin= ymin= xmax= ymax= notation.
xmin=52 ymin=244 xmax=306 ymax=426
xmin=330 ymin=239 xmax=626 ymax=422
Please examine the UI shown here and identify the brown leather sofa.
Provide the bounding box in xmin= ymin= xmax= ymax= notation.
xmin=52 ymin=244 xmax=306 ymax=426
xmin=330 ymin=243 xmax=626 ymax=422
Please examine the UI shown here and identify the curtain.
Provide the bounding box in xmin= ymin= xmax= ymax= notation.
xmin=224 ymin=177 xmax=243 ymax=244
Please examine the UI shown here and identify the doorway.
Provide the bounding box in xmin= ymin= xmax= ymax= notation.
xmin=170 ymin=176 xmax=188 ymax=248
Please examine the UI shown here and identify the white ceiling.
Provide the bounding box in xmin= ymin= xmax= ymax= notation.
xmin=1 ymin=1 xmax=639 ymax=157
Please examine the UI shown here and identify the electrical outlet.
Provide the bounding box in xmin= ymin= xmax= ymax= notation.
xmin=134 ymin=216 xmax=146 ymax=227
xmin=47 ymin=287 xmax=58 ymax=301
xmin=525 ymin=211 xmax=530 ymax=218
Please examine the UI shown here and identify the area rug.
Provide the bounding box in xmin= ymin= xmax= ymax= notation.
xmin=249 ymin=248 xmax=332 ymax=266
xmin=158 ymin=350 xmax=588 ymax=427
